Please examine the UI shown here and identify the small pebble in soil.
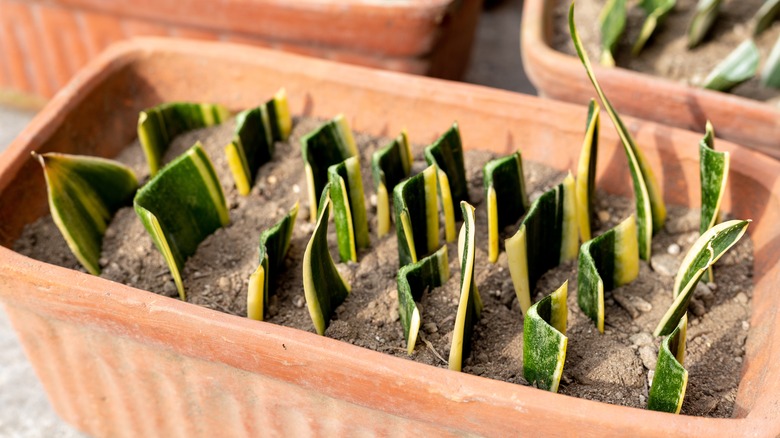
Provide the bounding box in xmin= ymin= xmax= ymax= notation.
xmin=667 ymin=243 xmax=681 ymax=255
xmin=293 ymin=295 xmax=305 ymax=308
xmin=742 ymin=321 xmax=750 ymax=331
xmin=736 ymin=292 xmax=749 ymax=305
xmin=630 ymin=332 xmax=654 ymax=347
xmin=597 ymin=210 xmax=611 ymax=223
xmin=423 ymin=322 xmax=439 ymax=334
xmin=651 ymin=254 xmax=677 ymax=277
xmin=630 ymin=296 xmax=653 ymax=313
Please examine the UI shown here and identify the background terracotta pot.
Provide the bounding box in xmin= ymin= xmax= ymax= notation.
xmin=0 ymin=0 xmax=482 ymax=100
xmin=1 ymin=38 xmax=779 ymax=436
xmin=521 ymin=0 xmax=780 ymax=160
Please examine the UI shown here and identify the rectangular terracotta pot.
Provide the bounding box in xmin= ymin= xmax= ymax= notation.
xmin=520 ymin=0 xmax=780 ymax=160
xmin=0 ymin=0 xmax=482 ymax=100
xmin=0 ymin=38 xmax=779 ymax=437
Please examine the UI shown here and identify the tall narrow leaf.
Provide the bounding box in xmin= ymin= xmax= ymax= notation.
xmin=648 ymin=317 xmax=689 ymax=413
xmin=687 ymin=0 xmax=722 ymax=48
xmin=425 ymin=123 xmax=469 ymax=240
xmin=303 ymin=185 xmax=351 ymax=335
xmin=449 ymin=202 xmax=483 ymax=371
xmin=576 ymin=99 xmax=600 ymax=243
xmin=138 ymin=102 xmax=230 ymax=175
xmin=702 ymin=40 xmax=760 ymax=92
xmin=134 ymin=142 xmax=230 ymax=300
xmin=329 ymin=156 xmax=370 ymax=262
xmin=34 ymin=153 xmax=138 ymax=275
xmin=506 ymin=174 xmax=578 ymax=315
xmin=397 ymin=245 xmax=449 ymax=354
xmin=633 ymin=0 xmax=676 ymax=55
xmin=761 ymin=36 xmax=780 ymax=88
xmin=699 ymin=122 xmax=729 ymax=283
xmin=599 ymin=0 xmax=627 ymax=66
xmin=483 ymin=151 xmax=530 ymax=263
xmin=578 ymin=215 xmax=639 ymax=333
xmin=524 ymin=281 xmax=568 ymax=392
xmin=753 ymin=0 xmax=780 ymax=36
xmin=393 ymin=165 xmax=440 ymax=267
xmin=371 ymin=131 xmax=413 ymax=238
xmin=570 ymin=3 xmax=667 ymax=261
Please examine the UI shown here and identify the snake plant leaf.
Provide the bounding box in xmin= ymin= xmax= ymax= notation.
xmin=598 ymin=0 xmax=627 ymax=66
xmin=633 ymin=0 xmax=676 ymax=55
xmin=371 ymin=131 xmax=413 ymax=238
xmin=761 ymin=36 xmax=780 ymax=88
xmin=524 ymin=281 xmax=569 ymax=392
xmin=699 ymin=122 xmax=729 ymax=284
xmin=301 ymin=114 xmax=358 ymax=222
xmin=138 ymin=102 xmax=230 ymax=176
xmin=687 ymin=0 xmax=722 ymax=48
xmin=578 ymin=215 xmax=639 ymax=333
xmin=248 ymin=202 xmax=299 ymax=321
xmin=449 ymin=201 xmax=483 ymax=372
xmin=393 ymin=165 xmax=440 ymax=267
xmin=648 ymin=317 xmax=689 ymax=413
xmin=303 ymin=185 xmax=351 ymax=335
xmin=484 ymin=151 xmax=530 ymax=263
xmin=506 ymin=174 xmax=578 ymax=315
xmin=576 ymin=99 xmax=600 ymax=243
xmin=571 ymin=3 xmax=667 ymax=261
xmin=425 ymin=123 xmax=469 ymax=240
xmin=702 ymin=40 xmax=760 ymax=92
xmin=33 ymin=153 xmax=138 ymax=275
xmin=654 ymin=219 xmax=750 ymax=336
xmin=134 ymin=142 xmax=230 ymax=301
xmin=397 ymin=245 xmax=450 ymax=354
xmin=753 ymin=0 xmax=780 ymax=36
xmin=225 ymin=89 xmax=293 ymax=196
xmin=329 ymin=156 xmax=370 ymax=262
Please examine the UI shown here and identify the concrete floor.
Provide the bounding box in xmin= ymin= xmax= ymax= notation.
xmin=0 ymin=1 xmax=535 ymax=435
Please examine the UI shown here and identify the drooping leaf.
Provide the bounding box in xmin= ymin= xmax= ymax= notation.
xmin=329 ymin=156 xmax=370 ymax=262
xmin=648 ymin=317 xmax=689 ymax=414
xmin=699 ymin=122 xmax=729 ymax=284
xmin=506 ymin=174 xmax=578 ymax=315
xmin=301 ymin=114 xmax=358 ymax=222
xmin=578 ymin=215 xmax=639 ymax=333
xmin=303 ymin=185 xmax=351 ymax=335
xmin=138 ymin=102 xmax=230 ymax=176
xmin=753 ymin=0 xmax=780 ymax=36
xmin=524 ymin=281 xmax=569 ymax=392
xmin=371 ymin=130 xmax=413 ymax=238
xmin=761 ymin=36 xmax=780 ymax=88
xmin=393 ymin=165 xmax=440 ymax=267
xmin=449 ymin=201 xmax=483 ymax=372
xmin=483 ymin=151 xmax=530 ymax=263
xmin=134 ymin=142 xmax=230 ymax=300
xmin=397 ymin=245 xmax=450 ymax=354
xmin=598 ymin=0 xmax=627 ymax=66
xmin=225 ymin=89 xmax=292 ymax=195
xmin=575 ymin=99 xmax=600 ymax=243
xmin=34 ymin=153 xmax=138 ymax=275
xmin=425 ymin=123 xmax=469 ymax=240
xmin=633 ymin=0 xmax=676 ymax=55
xmin=248 ymin=202 xmax=299 ymax=321
xmin=654 ymin=220 xmax=750 ymax=336
xmin=702 ymin=40 xmax=760 ymax=92
xmin=570 ymin=3 xmax=667 ymax=261
xmin=687 ymin=0 xmax=722 ymax=48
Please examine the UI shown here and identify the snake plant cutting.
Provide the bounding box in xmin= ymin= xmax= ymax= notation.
xmin=425 ymin=123 xmax=468 ymax=242
xmin=393 ymin=165 xmax=440 ymax=267
xmin=648 ymin=316 xmax=689 ymax=413
xmin=598 ymin=0 xmax=627 ymax=66
xmin=575 ymin=99 xmax=600 ymax=243
xmin=483 ymin=151 xmax=529 ymax=263
xmin=371 ymin=131 xmax=413 ymax=238
xmin=523 ymin=281 xmax=568 ymax=392
xmin=329 ymin=156 xmax=370 ymax=262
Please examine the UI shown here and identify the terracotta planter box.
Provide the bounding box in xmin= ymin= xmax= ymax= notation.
xmin=521 ymin=0 xmax=780 ymax=160
xmin=1 ymin=38 xmax=779 ymax=437
xmin=0 ymin=0 xmax=482 ymax=100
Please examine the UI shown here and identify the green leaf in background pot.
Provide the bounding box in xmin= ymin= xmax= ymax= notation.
xmin=598 ymin=0 xmax=627 ymax=66
xmin=483 ymin=151 xmax=529 ymax=263
xmin=761 ymin=36 xmax=780 ymax=88
xmin=266 ymin=88 xmax=292 ymax=142
xmin=570 ymin=3 xmax=667 ymax=261
xmin=248 ymin=202 xmax=299 ymax=321
xmin=393 ymin=165 xmax=440 ymax=267
xmin=371 ymin=130 xmax=413 ymax=238
xmin=138 ymin=102 xmax=230 ymax=176
xmin=34 ymin=153 xmax=138 ymax=275
xmin=301 ymin=114 xmax=358 ymax=222
xmin=648 ymin=317 xmax=688 ymax=413
xmin=576 ymin=99 xmax=600 ymax=243
xmin=329 ymin=156 xmax=370 ymax=262
xmin=577 ymin=215 xmax=639 ymax=333
xmin=397 ymin=245 xmax=449 ymax=354
xmin=134 ymin=142 xmax=229 ymax=301
xmin=524 ymin=281 xmax=568 ymax=392
xmin=425 ymin=123 xmax=469 ymax=240
xmin=698 ymin=121 xmax=729 ymax=284
xmin=303 ymin=185 xmax=351 ymax=335
xmin=449 ymin=201 xmax=483 ymax=372
xmin=702 ymin=40 xmax=760 ymax=92
xmin=633 ymin=0 xmax=676 ymax=55
xmin=506 ymin=173 xmax=578 ymax=315
xmin=753 ymin=0 xmax=780 ymax=36
xmin=654 ymin=220 xmax=750 ymax=336
xmin=687 ymin=0 xmax=722 ymax=48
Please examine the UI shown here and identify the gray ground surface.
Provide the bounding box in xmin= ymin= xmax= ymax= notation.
xmin=0 ymin=1 xmax=534 ymax=435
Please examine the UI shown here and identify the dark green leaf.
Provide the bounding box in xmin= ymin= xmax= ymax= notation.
xmin=576 ymin=99 xmax=600 ymax=243
xmin=524 ymin=281 xmax=568 ymax=392
xmin=393 ymin=165 xmax=440 ymax=267
xmin=371 ymin=130 xmax=413 ymax=238
xmin=425 ymin=123 xmax=468 ymax=239
xmin=753 ymin=0 xmax=780 ymax=36
xmin=599 ymin=0 xmax=627 ymax=66
xmin=633 ymin=0 xmax=676 ymax=55
xmin=648 ymin=318 xmax=688 ymax=413
xmin=688 ymin=0 xmax=722 ymax=48
xmin=761 ymin=36 xmax=780 ymax=88
xmin=329 ymin=156 xmax=370 ymax=262
xmin=702 ymin=40 xmax=760 ymax=92
xmin=483 ymin=151 xmax=529 ymax=263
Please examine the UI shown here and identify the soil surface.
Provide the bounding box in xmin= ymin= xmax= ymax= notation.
xmin=553 ymin=0 xmax=780 ymax=106
xmin=15 ymin=117 xmax=753 ymax=418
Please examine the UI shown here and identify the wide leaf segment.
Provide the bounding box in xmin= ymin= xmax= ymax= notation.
xmin=634 ymin=0 xmax=676 ymax=55
xmin=703 ymin=40 xmax=760 ymax=92
xmin=506 ymin=174 xmax=578 ymax=314
xmin=699 ymin=122 xmax=729 ymax=283
xmin=599 ymin=0 xmax=627 ymax=66
xmin=371 ymin=131 xmax=413 ymax=238
xmin=34 ymin=153 xmax=138 ymax=275
xmin=393 ymin=165 xmax=440 ymax=267
xmin=688 ymin=0 xmax=722 ymax=48
xmin=329 ymin=156 xmax=370 ymax=262
xmin=134 ymin=142 xmax=230 ymax=301
xmin=648 ymin=317 xmax=689 ymax=413
xmin=575 ymin=99 xmax=600 ymax=243
xmin=425 ymin=123 xmax=468 ymax=241
xmin=524 ymin=281 xmax=568 ymax=392
xmin=753 ymin=0 xmax=780 ymax=36
xmin=483 ymin=151 xmax=530 ymax=263
xmin=762 ymin=37 xmax=780 ymax=88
